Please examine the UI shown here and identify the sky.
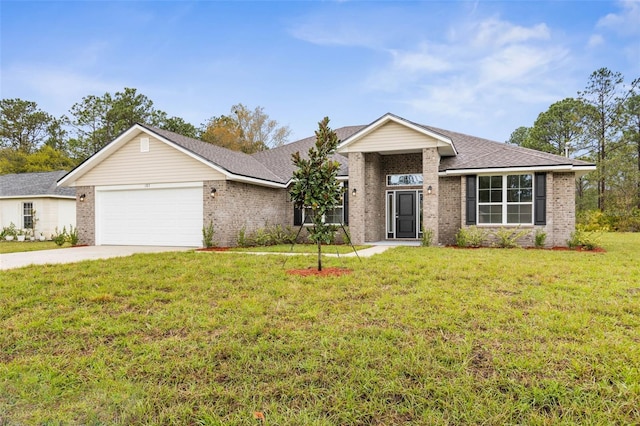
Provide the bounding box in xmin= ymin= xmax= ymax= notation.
xmin=1 ymin=1 xmax=639 ymax=144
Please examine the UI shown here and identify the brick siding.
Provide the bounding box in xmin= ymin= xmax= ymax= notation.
xmin=204 ymin=180 xmax=290 ymax=247
xmin=75 ymin=186 xmax=95 ymax=246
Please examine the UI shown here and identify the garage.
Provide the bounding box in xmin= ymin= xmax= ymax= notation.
xmin=96 ymin=184 xmax=203 ymax=246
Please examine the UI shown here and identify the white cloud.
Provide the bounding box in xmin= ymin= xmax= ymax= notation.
xmin=472 ymin=18 xmax=550 ymax=48
xmin=1 ymin=64 xmax=122 ymax=116
xmin=597 ymin=0 xmax=640 ymax=35
xmin=588 ymin=34 xmax=605 ymax=48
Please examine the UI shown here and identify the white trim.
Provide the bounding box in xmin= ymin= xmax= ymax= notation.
xmin=0 ymin=195 xmax=76 ymax=200
xmin=439 ymin=164 xmax=596 ymax=177
xmin=95 ymin=181 xmax=203 ymax=192
xmin=337 ymin=113 xmax=457 ymax=156
xmin=385 ymin=189 xmax=423 ymax=239
xmin=476 ymin=174 xmax=534 ymax=226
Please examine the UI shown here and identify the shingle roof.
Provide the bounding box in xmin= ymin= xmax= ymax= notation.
xmin=251 ymin=125 xmax=366 ymax=181
xmin=426 ymin=126 xmax=593 ymax=171
xmin=0 ymin=171 xmax=75 ymax=198
xmin=140 ymin=120 xmax=594 ymax=184
xmin=140 ymin=124 xmax=285 ymax=183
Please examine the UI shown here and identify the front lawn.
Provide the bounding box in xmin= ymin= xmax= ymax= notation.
xmin=232 ymin=243 xmax=370 ymax=254
xmin=0 ymin=240 xmax=68 ymax=254
xmin=1 ymin=233 xmax=639 ymax=424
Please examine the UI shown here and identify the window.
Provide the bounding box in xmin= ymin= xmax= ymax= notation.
xmin=23 ymin=202 xmax=34 ymax=229
xmin=478 ymin=174 xmax=533 ymax=225
xmin=387 ymin=174 xmax=423 ymax=186
xmin=303 ymin=205 xmax=344 ymax=225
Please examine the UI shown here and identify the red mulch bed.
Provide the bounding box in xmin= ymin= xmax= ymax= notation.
xmin=286 ymin=267 xmax=353 ymax=277
xmin=447 ymin=245 xmax=606 ymax=253
xmin=196 ymin=247 xmax=231 ymax=252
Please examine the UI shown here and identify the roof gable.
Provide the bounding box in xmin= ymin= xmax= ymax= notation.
xmin=337 ymin=113 xmax=457 ymax=156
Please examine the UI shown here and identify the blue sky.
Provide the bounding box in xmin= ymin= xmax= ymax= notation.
xmin=1 ymin=1 xmax=639 ymax=143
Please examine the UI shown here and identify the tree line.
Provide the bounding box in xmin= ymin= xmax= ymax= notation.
xmin=0 ymin=87 xmax=291 ymax=174
xmin=507 ymin=67 xmax=639 ymax=231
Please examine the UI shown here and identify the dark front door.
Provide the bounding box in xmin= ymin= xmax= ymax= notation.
xmin=396 ymin=191 xmax=417 ymax=238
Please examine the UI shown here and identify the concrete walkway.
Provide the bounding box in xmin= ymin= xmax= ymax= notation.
xmin=0 ymin=245 xmax=193 ymax=270
xmin=0 ymin=243 xmax=410 ymax=271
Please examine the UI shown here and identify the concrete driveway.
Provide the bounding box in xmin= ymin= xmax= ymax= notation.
xmin=0 ymin=246 xmax=194 ymax=270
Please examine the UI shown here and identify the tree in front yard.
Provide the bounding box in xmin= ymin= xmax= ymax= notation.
xmin=290 ymin=117 xmax=343 ymax=271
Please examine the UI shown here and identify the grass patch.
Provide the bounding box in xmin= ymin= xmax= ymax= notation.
xmin=0 ymin=241 xmax=69 ymax=254
xmin=1 ymin=233 xmax=639 ymax=424
xmin=232 ymin=244 xmax=370 ymax=254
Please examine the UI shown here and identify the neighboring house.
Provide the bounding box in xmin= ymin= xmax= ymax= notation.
xmin=1 ymin=171 xmax=76 ymax=238
xmin=58 ymin=113 xmax=595 ymax=248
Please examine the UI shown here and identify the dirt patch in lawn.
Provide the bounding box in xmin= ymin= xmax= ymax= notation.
xmin=286 ymin=267 xmax=353 ymax=277
xmin=196 ymin=247 xmax=231 ymax=252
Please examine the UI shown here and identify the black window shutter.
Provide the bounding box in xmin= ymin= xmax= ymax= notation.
xmin=534 ymin=172 xmax=546 ymax=225
xmin=293 ymin=205 xmax=302 ymax=226
xmin=343 ymin=182 xmax=349 ymax=225
xmin=466 ymin=175 xmax=477 ymax=225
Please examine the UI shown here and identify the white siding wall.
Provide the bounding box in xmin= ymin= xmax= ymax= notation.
xmin=0 ymin=198 xmax=75 ymax=238
xmin=346 ymin=122 xmax=440 ymax=153
xmin=75 ymin=135 xmax=226 ymax=186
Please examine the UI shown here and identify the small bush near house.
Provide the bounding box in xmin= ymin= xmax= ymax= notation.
xmin=420 ymin=227 xmax=434 ymax=247
xmin=567 ymin=226 xmax=603 ymax=250
xmin=493 ymin=227 xmax=529 ymax=248
xmin=67 ymin=225 xmax=79 ymax=246
xmin=1 ymin=222 xmax=18 ymax=239
xmin=237 ymin=224 xmax=298 ymax=247
xmin=202 ymin=221 xmax=216 ymax=248
xmin=533 ymin=229 xmax=547 ymax=248
xmin=52 ymin=226 xmax=67 ymax=246
xmin=456 ymin=226 xmax=488 ymax=248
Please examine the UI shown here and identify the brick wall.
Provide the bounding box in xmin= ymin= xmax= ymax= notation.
xmin=438 ymin=176 xmax=461 ymax=245
xmin=204 ymin=180 xmax=290 ymax=247
xmin=422 ymin=148 xmax=440 ymax=243
xmin=381 ymin=153 xmax=422 ymax=175
xmin=348 ymin=152 xmax=366 ymax=244
xmin=364 ymin=152 xmax=384 ymax=241
xmin=550 ymin=172 xmax=575 ymax=246
xmin=456 ymin=172 xmax=577 ymax=247
xmin=75 ymin=186 xmax=95 ymax=245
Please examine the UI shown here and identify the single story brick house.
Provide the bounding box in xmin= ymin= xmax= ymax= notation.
xmin=58 ymin=113 xmax=595 ymax=247
xmin=1 ymin=170 xmax=76 ymax=238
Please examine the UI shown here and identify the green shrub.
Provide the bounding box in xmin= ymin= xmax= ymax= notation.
xmin=237 ymin=226 xmax=249 ymax=247
xmin=52 ymin=226 xmax=67 ymax=246
xmin=420 ymin=227 xmax=434 ymax=247
xmin=202 ymin=220 xmax=215 ymax=248
xmin=533 ymin=229 xmax=547 ymax=248
xmin=456 ymin=226 xmax=488 ymax=248
xmin=493 ymin=227 xmax=529 ymax=248
xmin=2 ymin=222 xmax=18 ymax=239
xmin=567 ymin=226 xmax=602 ymax=251
xmin=67 ymin=225 xmax=79 ymax=246
xmin=240 ymin=224 xmax=299 ymax=247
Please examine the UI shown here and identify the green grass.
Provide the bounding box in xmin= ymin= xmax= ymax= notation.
xmin=1 ymin=233 xmax=639 ymax=425
xmin=232 ymin=244 xmax=370 ymax=254
xmin=0 ymin=240 xmax=68 ymax=254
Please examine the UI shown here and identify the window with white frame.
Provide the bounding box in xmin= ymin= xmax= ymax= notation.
xmin=23 ymin=202 xmax=34 ymax=229
xmin=478 ymin=174 xmax=533 ymax=225
xmin=303 ymin=205 xmax=344 ymax=225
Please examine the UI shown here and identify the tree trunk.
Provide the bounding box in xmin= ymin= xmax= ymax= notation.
xmin=637 ymin=138 xmax=640 ymax=209
xmin=317 ymin=240 xmax=322 ymax=272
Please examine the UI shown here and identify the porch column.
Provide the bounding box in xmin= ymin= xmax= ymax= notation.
xmin=348 ymin=152 xmax=366 ymax=245
xmin=422 ymin=147 xmax=440 ymax=244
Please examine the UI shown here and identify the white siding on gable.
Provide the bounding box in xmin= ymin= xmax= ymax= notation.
xmin=75 ymin=135 xmax=226 ymax=186
xmin=346 ymin=121 xmax=441 ymax=153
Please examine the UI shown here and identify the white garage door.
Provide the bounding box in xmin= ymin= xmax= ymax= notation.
xmin=97 ymin=185 xmax=203 ymax=246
